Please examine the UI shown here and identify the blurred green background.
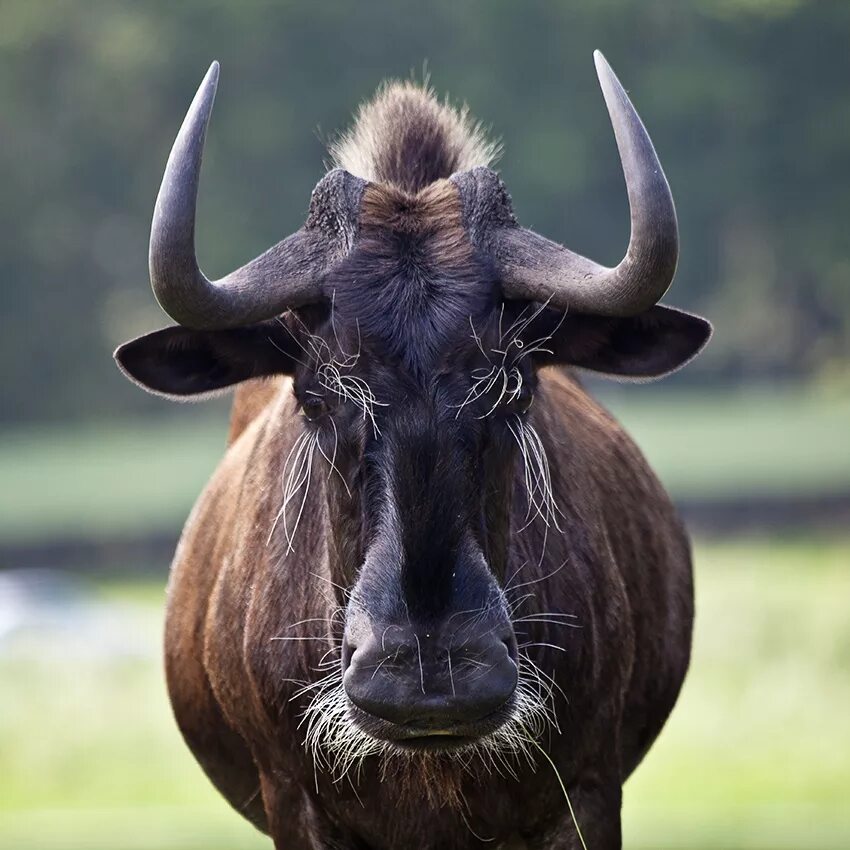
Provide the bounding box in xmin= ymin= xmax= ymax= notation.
xmin=1 ymin=1 xmax=848 ymax=848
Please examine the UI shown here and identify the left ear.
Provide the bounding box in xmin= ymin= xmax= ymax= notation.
xmin=533 ymin=305 xmax=712 ymax=380
xmin=114 ymin=320 xmax=300 ymax=400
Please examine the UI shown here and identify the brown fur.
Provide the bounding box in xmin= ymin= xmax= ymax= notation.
xmin=227 ymin=378 xmax=283 ymax=445
xmin=359 ymin=179 xmax=475 ymax=267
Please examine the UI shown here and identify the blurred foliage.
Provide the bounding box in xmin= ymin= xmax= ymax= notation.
xmin=2 ymin=537 xmax=849 ymax=848
xmin=1 ymin=0 xmax=850 ymax=424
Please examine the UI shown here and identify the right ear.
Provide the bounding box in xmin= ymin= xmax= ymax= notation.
xmin=114 ymin=320 xmax=301 ymax=400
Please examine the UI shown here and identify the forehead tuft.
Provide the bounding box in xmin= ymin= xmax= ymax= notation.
xmin=328 ymin=181 xmax=495 ymax=378
xmin=330 ymin=80 xmax=498 ymax=195
xmin=359 ymin=180 xmax=464 ymax=237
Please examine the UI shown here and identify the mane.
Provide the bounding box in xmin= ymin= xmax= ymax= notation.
xmin=330 ymin=80 xmax=499 ymax=195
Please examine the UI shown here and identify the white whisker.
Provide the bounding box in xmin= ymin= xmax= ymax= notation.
xmin=297 ymin=641 xmax=561 ymax=789
xmin=509 ymin=415 xmax=563 ymax=536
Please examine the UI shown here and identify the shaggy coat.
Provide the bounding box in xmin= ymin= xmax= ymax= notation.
xmin=165 ymin=369 xmax=693 ymax=850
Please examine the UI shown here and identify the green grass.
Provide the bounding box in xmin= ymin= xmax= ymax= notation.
xmin=600 ymin=386 xmax=850 ymax=499
xmin=1 ymin=387 xmax=848 ymax=546
xmin=0 ymin=414 xmax=227 ymax=544
xmin=1 ymin=537 xmax=848 ymax=849
xmin=621 ymin=537 xmax=850 ymax=848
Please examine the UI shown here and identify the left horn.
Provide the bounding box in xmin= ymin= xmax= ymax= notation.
xmin=149 ymin=62 xmax=361 ymax=329
xmin=495 ymin=51 xmax=679 ymax=316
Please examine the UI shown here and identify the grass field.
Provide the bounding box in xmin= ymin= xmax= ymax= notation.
xmin=1 ymin=537 xmax=848 ymax=849
xmin=0 ymin=386 xmax=849 ymax=545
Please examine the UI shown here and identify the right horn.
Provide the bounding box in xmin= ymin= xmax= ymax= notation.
xmin=496 ymin=51 xmax=678 ymax=316
xmin=149 ymin=62 xmax=364 ymax=330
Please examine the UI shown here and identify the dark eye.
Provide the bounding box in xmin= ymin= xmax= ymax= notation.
xmin=504 ymin=369 xmax=533 ymax=414
xmin=301 ymin=394 xmax=329 ymax=421
xmin=510 ymin=385 xmax=533 ymax=414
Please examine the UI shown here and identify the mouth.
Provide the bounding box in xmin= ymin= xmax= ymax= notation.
xmin=392 ymin=733 xmax=477 ymax=752
xmin=347 ymin=701 xmax=513 ymax=752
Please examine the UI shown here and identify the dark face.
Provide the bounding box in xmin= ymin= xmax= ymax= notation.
xmin=283 ymin=294 xmax=548 ymax=755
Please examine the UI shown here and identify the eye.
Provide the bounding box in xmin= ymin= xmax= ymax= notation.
xmin=301 ymin=393 xmax=329 ymax=421
xmin=504 ymin=369 xmax=533 ymax=414
xmin=509 ymin=384 xmax=533 ymax=414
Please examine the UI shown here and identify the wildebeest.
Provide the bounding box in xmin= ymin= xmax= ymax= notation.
xmin=115 ymin=52 xmax=711 ymax=850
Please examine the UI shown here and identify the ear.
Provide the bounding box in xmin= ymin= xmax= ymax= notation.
xmin=534 ymin=305 xmax=712 ymax=380
xmin=114 ymin=320 xmax=300 ymax=399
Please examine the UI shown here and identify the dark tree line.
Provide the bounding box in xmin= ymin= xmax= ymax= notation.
xmin=2 ymin=0 xmax=848 ymax=423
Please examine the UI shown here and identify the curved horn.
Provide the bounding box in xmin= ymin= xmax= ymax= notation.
xmin=150 ymin=63 xmax=358 ymax=329
xmin=496 ymin=51 xmax=678 ymax=316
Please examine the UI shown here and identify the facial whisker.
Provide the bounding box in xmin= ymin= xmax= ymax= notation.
xmin=510 ymin=416 xmax=564 ymax=535
xmin=270 ymin=635 xmax=342 ymax=643
xmin=505 ymin=560 xmax=568 ymax=594
xmin=267 ymin=430 xmax=311 ymax=547
xmin=469 ymin=315 xmax=493 ymax=363
xmin=316 ymin=421 xmax=352 ymax=497
xmin=281 ymin=432 xmax=318 ymax=552
xmin=518 ymin=641 xmax=567 ymax=652
xmin=515 ymin=619 xmax=581 ymax=630
xmin=413 ymin=633 xmax=425 ymax=695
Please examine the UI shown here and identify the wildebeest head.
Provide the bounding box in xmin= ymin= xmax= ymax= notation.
xmin=116 ymin=54 xmax=710 ymax=767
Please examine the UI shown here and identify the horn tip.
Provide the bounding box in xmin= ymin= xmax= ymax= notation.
xmin=593 ymin=49 xmax=628 ymax=113
xmin=205 ymin=60 xmax=220 ymax=87
xmin=187 ymin=61 xmax=220 ymax=127
xmin=593 ymin=49 xmax=616 ymax=87
xmin=593 ymin=49 xmax=608 ymax=72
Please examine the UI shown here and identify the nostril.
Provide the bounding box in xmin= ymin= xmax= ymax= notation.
xmin=500 ymin=632 xmax=519 ymax=663
xmin=341 ymin=635 xmax=356 ymax=669
xmin=342 ymin=609 xmax=376 ymax=669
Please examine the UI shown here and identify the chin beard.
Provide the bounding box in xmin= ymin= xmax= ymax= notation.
xmin=376 ymin=748 xmax=472 ymax=810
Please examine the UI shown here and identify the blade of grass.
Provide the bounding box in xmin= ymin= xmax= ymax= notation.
xmin=525 ymin=734 xmax=589 ymax=850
